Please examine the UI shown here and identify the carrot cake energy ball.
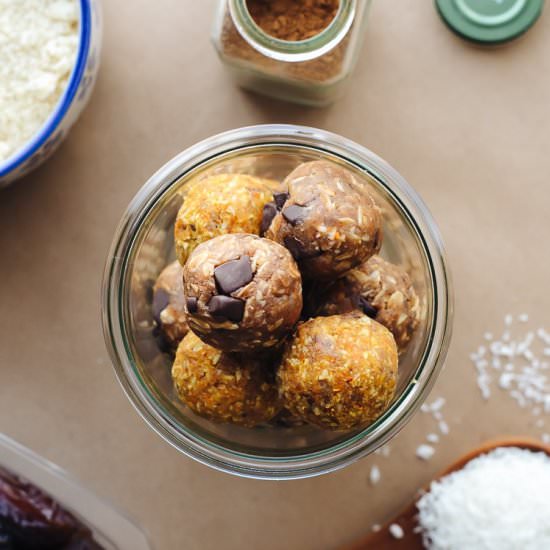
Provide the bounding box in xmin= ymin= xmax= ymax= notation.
xmin=278 ymin=313 xmax=398 ymax=430
xmin=174 ymin=173 xmax=277 ymax=265
xmin=265 ymin=160 xmax=382 ymax=280
xmin=183 ymin=233 xmax=302 ymax=352
xmin=172 ymin=332 xmax=281 ymax=427
xmin=318 ymin=255 xmax=420 ymax=352
xmin=152 ymin=261 xmax=188 ymax=348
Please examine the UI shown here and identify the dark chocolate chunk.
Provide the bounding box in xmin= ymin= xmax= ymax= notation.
xmin=284 ymin=236 xmax=307 ymax=260
xmin=273 ymin=192 xmax=289 ymax=210
xmin=260 ymin=202 xmax=278 ymax=235
xmin=214 ymin=256 xmax=253 ymax=295
xmin=186 ymin=296 xmax=198 ymax=313
xmin=152 ymin=289 xmax=170 ymax=324
xmin=283 ymin=236 xmax=321 ymax=261
xmin=282 ymin=204 xmax=308 ymax=225
xmin=358 ymin=296 xmax=377 ymax=319
xmin=207 ymin=295 xmax=245 ymax=322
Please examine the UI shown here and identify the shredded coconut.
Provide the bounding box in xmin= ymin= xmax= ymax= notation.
xmin=374 ymin=444 xmax=391 ymax=458
xmin=0 ymin=0 xmax=79 ymax=162
xmin=388 ymin=523 xmax=404 ymax=539
xmin=426 ymin=433 xmax=439 ymax=444
xmin=369 ymin=465 xmax=381 ymax=486
xmin=417 ymin=447 xmax=550 ymax=550
xmin=416 ymin=444 xmax=435 ymax=461
xmin=470 ymin=314 xmax=550 ymax=441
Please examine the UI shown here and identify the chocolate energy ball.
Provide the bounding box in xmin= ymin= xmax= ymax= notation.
xmin=152 ymin=261 xmax=188 ymax=348
xmin=172 ymin=332 xmax=281 ymax=427
xmin=174 ymin=173 xmax=278 ymax=265
xmin=183 ymin=233 xmax=302 ymax=352
xmin=266 ymin=160 xmax=382 ymax=280
xmin=318 ymin=255 xmax=420 ymax=353
xmin=278 ymin=313 xmax=398 ymax=430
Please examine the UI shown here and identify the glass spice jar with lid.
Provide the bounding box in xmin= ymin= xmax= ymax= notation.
xmin=211 ymin=0 xmax=372 ymax=106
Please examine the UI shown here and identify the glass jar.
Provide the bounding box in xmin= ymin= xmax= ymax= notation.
xmin=211 ymin=0 xmax=372 ymax=106
xmin=102 ymin=125 xmax=453 ymax=480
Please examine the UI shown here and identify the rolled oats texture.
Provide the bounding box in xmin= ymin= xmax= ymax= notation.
xmin=174 ymin=173 xmax=278 ymax=266
xmin=0 ymin=0 xmax=79 ymax=162
xmin=318 ymin=254 xmax=420 ymax=352
xmin=172 ymin=332 xmax=281 ymax=427
xmin=183 ymin=233 xmax=302 ymax=353
xmin=278 ymin=313 xmax=398 ymax=430
xmin=266 ymin=160 xmax=382 ymax=280
xmin=152 ymin=261 xmax=189 ymax=349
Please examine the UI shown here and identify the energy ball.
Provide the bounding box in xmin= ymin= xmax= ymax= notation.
xmin=172 ymin=332 xmax=281 ymax=427
xmin=318 ymin=255 xmax=420 ymax=352
xmin=266 ymin=160 xmax=382 ymax=280
xmin=174 ymin=173 xmax=278 ymax=265
xmin=183 ymin=233 xmax=302 ymax=352
xmin=152 ymin=261 xmax=188 ymax=348
xmin=278 ymin=313 xmax=398 ymax=430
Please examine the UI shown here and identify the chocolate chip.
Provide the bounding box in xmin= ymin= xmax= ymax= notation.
xmin=282 ymin=204 xmax=308 ymax=225
xmin=260 ymin=202 xmax=278 ymax=235
xmin=207 ymin=295 xmax=245 ymax=322
xmin=284 ymin=236 xmax=305 ymax=260
xmin=283 ymin=236 xmax=323 ymax=262
xmin=273 ymin=192 xmax=289 ymax=210
xmin=186 ymin=296 xmax=198 ymax=313
xmin=152 ymin=289 xmax=170 ymax=324
xmin=358 ymin=296 xmax=377 ymax=319
xmin=214 ymin=256 xmax=254 ymax=295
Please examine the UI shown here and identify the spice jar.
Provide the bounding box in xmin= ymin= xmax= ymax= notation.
xmin=211 ymin=0 xmax=372 ymax=106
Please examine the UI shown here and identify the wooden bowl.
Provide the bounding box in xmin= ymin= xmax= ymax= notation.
xmin=342 ymin=437 xmax=550 ymax=549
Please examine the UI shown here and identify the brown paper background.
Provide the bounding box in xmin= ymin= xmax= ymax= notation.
xmin=1 ymin=1 xmax=550 ymax=548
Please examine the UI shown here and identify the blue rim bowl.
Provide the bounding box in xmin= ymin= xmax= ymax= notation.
xmin=0 ymin=0 xmax=93 ymax=180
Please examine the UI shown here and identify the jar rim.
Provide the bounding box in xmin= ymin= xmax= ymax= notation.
xmin=228 ymin=0 xmax=356 ymax=62
xmin=102 ymin=124 xmax=454 ymax=480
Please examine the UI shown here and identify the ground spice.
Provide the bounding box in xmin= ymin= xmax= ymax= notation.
xmin=220 ymin=3 xmax=351 ymax=83
xmin=246 ymin=0 xmax=340 ymax=41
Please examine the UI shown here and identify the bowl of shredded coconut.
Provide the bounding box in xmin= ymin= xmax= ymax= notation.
xmin=0 ymin=0 xmax=102 ymax=187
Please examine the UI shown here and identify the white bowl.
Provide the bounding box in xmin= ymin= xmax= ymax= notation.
xmin=0 ymin=0 xmax=103 ymax=187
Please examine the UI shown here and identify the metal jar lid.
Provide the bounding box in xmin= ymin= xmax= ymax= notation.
xmin=436 ymin=0 xmax=544 ymax=44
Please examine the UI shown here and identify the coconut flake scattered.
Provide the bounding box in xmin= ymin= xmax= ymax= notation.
xmin=470 ymin=314 xmax=550 ymax=434
xmin=438 ymin=421 xmax=449 ymax=435
xmin=416 ymin=447 xmax=550 ymax=550
xmin=369 ymin=465 xmax=381 ymax=486
xmin=416 ymin=444 xmax=436 ymax=461
xmin=374 ymin=444 xmax=391 ymax=458
xmin=388 ymin=523 xmax=404 ymax=540
xmin=426 ymin=433 xmax=440 ymax=444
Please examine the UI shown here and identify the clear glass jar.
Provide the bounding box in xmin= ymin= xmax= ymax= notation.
xmin=211 ymin=0 xmax=372 ymax=106
xmin=102 ymin=125 xmax=453 ymax=480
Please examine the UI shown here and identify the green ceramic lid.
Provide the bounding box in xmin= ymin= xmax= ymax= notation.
xmin=436 ymin=0 xmax=544 ymax=44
